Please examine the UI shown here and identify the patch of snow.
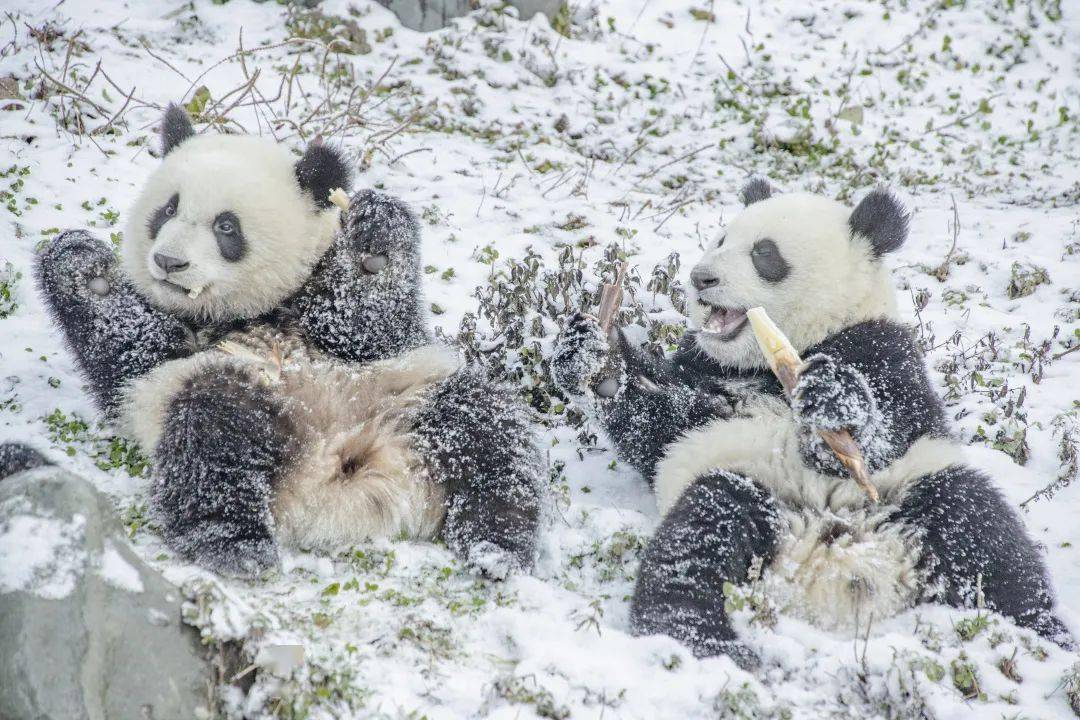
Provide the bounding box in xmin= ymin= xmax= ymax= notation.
xmin=0 ymin=501 xmax=86 ymax=599
xmin=98 ymin=540 xmax=144 ymax=593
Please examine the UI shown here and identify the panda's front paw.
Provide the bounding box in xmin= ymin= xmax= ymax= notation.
xmin=36 ymin=230 xmax=120 ymax=305
xmin=343 ymin=189 xmax=419 ymax=263
xmin=550 ymin=312 xmax=621 ymax=400
xmin=793 ymin=354 xmax=876 ymax=434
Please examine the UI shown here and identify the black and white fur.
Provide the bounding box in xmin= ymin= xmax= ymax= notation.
xmin=37 ymin=105 xmax=542 ymax=579
xmin=551 ymin=181 xmax=1070 ymax=665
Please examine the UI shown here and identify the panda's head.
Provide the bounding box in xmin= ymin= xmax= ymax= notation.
xmin=688 ymin=180 xmax=909 ymax=369
xmin=123 ymin=105 xmax=351 ymax=322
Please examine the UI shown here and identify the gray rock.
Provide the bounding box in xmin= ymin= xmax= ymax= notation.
xmin=376 ymin=0 xmax=564 ymax=32
xmin=0 ymin=465 xmax=212 ymax=720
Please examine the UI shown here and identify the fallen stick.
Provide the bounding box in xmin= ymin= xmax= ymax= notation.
xmin=746 ymin=307 xmax=879 ymax=504
xmin=596 ymin=262 xmax=627 ymax=334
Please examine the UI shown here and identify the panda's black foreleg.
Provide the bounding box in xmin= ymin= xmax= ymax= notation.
xmin=294 ymin=190 xmax=429 ymax=364
xmin=630 ymin=470 xmax=780 ymax=668
xmin=151 ymin=362 xmax=296 ymax=578
xmin=551 ymin=313 xmax=729 ymax=481
xmin=894 ymin=465 xmax=1073 ymax=647
xmin=412 ymin=367 xmax=543 ymax=579
xmin=35 ymin=230 xmax=191 ymax=414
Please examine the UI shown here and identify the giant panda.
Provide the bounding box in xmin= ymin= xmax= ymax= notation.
xmin=551 ymin=179 xmax=1071 ymax=666
xmin=36 ymin=105 xmax=543 ymax=579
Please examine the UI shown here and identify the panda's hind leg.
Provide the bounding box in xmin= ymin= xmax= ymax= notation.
xmin=631 ymin=470 xmax=780 ymax=669
xmin=412 ymin=367 xmax=543 ymax=579
xmin=151 ymin=361 xmax=297 ymax=577
xmin=894 ymin=465 xmax=1073 ymax=647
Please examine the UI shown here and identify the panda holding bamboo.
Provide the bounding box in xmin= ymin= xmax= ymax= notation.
xmin=552 ymin=179 xmax=1071 ymax=666
xmin=37 ymin=105 xmax=543 ymax=579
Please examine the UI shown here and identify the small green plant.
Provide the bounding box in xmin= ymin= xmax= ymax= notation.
xmin=951 ymin=653 xmax=985 ymax=700
xmin=954 ymin=613 xmax=992 ymax=642
xmin=1006 ymin=262 xmax=1050 ymax=299
xmin=0 ymin=262 xmax=21 ymax=318
xmin=1063 ymin=662 xmax=1080 ymax=716
xmin=493 ymin=676 xmax=570 ymax=720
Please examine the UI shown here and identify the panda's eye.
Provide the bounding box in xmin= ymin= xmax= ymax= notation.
xmin=717 ymin=234 xmax=726 ymax=248
xmin=148 ymin=193 xmax=180 ymax=240
xmin=750 ymin=238 xmax=790 ymax=283
xmin=212 ymin=211 xmax=246 ymax=262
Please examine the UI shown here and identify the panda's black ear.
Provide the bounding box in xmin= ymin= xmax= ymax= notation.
xmin=849 ymin=188 xmax=910 ymax=257
xmin=739 ymin=178 xmax=773 ymax=206
xmin=160 ymin=104 xmax=195 ymax=157
xmin=294 ymin=144 xmax=352 ymax=209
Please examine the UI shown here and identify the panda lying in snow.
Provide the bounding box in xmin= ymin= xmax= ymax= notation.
xmin=37 ymin=105 xmax=543 ymax=579
xmin=552 ymin=180 xmax=1071 ymax=665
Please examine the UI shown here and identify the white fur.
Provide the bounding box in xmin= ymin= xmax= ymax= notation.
xmin=655 ymin=411 xmax=962 ymax=515
xmin=655 ymin=412 xmax=962 ymax=630
xmin=687 ymin=193 xmax=898 ymax=369
xmin=764 ymin=510 xmax=921 ymax=631
xmin=121 ymin=329 xmax=463 ymax=550
xmin=123 ymin=135 xmax=340 ymax=322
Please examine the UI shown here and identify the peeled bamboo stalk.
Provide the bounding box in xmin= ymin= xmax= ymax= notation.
xmin=597 ymin=262 xmax=627 ymax=333
xmin=746 ymin=307 xmax=880 ymax=504
xmin=328 ymin=187 xmax=350 ymax=213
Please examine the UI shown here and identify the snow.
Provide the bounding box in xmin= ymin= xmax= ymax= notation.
xmin=1 ymin=0 xmax=1078 ymax=718
xmin=0 ymin=500 xmax=86 ymax=599
xmin=99 ymin=540 xmax=145 ymax=593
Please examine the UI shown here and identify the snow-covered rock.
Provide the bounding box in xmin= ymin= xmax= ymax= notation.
xmin=0 ymin=458 xmax=212 ymax=720
xmin=376 ymin=0 xmax=563 ymax=31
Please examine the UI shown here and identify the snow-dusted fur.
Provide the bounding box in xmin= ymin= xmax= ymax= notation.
xmin=37 ymin=105 xmax=543 ymax=578
xmin=551 ymin=181 xmax=1070 ymax=664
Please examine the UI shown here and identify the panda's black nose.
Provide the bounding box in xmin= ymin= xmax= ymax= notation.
xmin=690 ymin=266 xmax=720 ymax=291
xmin=153 ymin=253 xmax=189 ymax=274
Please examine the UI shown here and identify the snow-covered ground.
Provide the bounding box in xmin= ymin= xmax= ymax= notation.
xmin=1 ymin=0 xmax=1078 ymax=717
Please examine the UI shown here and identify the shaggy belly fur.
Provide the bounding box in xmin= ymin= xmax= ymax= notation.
xmin=655 ymin=401 xmax=963 ymax=631
xmin=121 ymin=325 xmax=460 ymax=551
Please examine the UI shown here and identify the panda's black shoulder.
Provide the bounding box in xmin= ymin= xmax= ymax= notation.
xmin=810 ymin=318 xmax=921 ymax=369
xmin=812 ymin=317 xmax=948 ymax=437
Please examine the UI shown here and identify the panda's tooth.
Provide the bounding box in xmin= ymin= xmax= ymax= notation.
xmin=187 ymin=286 xmax=204 ymax=299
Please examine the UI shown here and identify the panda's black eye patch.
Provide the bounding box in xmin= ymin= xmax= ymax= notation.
xmin=717 ymin=234 xmax=727 ymax=248
xmin=750 ymin=238 xmax=790 ymax=283
xmin=212 ymin=211 xmax=246 ymax=262
xmin=148 ymin=193 xmax=179 ymax=240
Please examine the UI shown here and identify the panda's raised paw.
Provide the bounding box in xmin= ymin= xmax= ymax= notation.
xmin=792 ymin=354 xmax=876 ymax=434
xmin=342 ymin=189 xmax=419 ymax=257
xmin=37 ymin=230 xmax=119 ymax=302
xmin=550 ymin=312 xmax=620 ymax=400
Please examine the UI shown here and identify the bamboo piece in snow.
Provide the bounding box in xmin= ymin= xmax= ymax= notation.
xmin=597 ymin=262 xmax=627 ymax=334
xmin=746 ymin=307 xmax=880 ymax=504
xmin=328 ymin=188 xmax=350 ymax=213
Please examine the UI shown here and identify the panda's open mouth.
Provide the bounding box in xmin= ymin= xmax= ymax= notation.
xmin=701 ymin=304 xmax=748 ymax=340
xmin=160 ymin=278 xmax=208 ymax=299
